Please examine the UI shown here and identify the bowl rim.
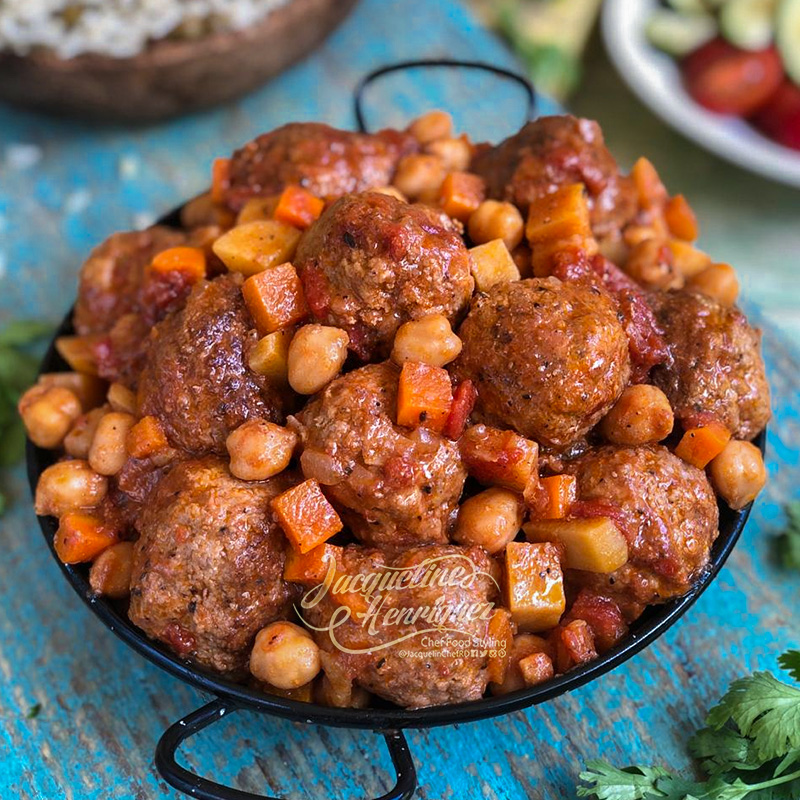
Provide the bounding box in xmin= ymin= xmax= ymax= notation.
xmin=26 ymin=220 xmax=762 ymax=730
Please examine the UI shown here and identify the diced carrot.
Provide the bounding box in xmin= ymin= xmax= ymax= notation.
xmin=486 ymin=608 xmax=514 ymax=684
xmin=242 ymin=263 xmax=309 ymax=335
xmin=284 ymin=542 xmax=341 ymax=585
xmin=271 ymin=479 xmax=343 ymax=554
xmin=443 ymin=379 xmax=478 ymax=440
xmin=459 ymin=424 xmax=538 ymax=492
xmin=674 ymin=422 xmax=731 ymax=468
xmin=439 ymin=172 xmax=486 ymax=221
xmin=525 ymin=184 xmax=597 ymax=276
xmin=126 ymin=415 xmax=169 ymax=459
xmin=150 ymin=246 xmax=207 ymax=283
xmin=54 ymin=512 xmax=118 ymax=564
xmin=631 ymin=156 xmax=667 ymax=210
xmin=664 ymin=194 xmax=699 ymax=241
xmin=518 ymin=651 xmax=555 ymax=686
xmin=211 ymin=157 xmax=230 ymax=205
xmin=274 ymin=186 xmax=325 ymax=229
xmin=396 ymin=362 xmax=453 ymax=433
xmin=536 ymin=474 xmax=577 ymax=520
xmin=55 ymin=335 xmax=103 ymax=376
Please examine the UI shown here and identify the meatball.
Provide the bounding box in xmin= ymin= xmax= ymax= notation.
xmin=301 ymin=544 xmax=497 ymax=708
xmin=74 ymin=226 xmax=187 ymax=335
xmin=452 ymin=278 xmax=631 ymax=450
xmin=471 ymin=115 xmax=637 ymax=237
xmin=137 ymin=274 xmax=288 ymax=455
xmin=569 ymin=445 xmax=719 ymax=611
xmin=296 ymin=362 xmax=467 ymax=549
xmin=128 ymin=458 xmax=297 ymax=675
xmin=650 ymin=289 xmax=770 ymax=440
xmin=223 ymin=122 xmax=418 ymax=211
xmin=295 ymin=192 xmax=474 ymax=360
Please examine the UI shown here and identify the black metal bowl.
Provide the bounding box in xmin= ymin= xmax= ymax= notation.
xmin=24 ymin=60 xmax=765 ymax=800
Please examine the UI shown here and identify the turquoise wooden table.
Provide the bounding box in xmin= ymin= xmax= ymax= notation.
xmin=0 ymin=1 xmax=798 ymax=798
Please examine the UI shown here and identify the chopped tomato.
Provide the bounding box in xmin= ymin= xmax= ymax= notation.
xmin=443 ymin=379 xmax=477 ymax=440
xmin=682 ymin=39 xmax=784 ymax=116
xmin=752 ymin=81 xmax=800 ymax=151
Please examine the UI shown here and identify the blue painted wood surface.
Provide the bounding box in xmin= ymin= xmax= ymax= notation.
xmin=0 ymin=1 xmax=797 ymax=798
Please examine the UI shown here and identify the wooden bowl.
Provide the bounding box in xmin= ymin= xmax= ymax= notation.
xmin=0 ymin=0 xmax=358 ymax=122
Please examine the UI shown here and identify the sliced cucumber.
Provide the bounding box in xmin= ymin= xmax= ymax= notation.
xmin=777 ymin=0 xmax=800 ymax=85
xmin=646 ymin=10 xmax=718 ymax=57
xmin=720 ymin=0 xmax=775 ymax=49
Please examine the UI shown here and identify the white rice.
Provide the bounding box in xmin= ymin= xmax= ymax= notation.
xmin=0 ymin=0 xmax=292 ymax=59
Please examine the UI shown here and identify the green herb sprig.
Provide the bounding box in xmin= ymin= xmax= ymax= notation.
xmin=777 ymin=502 xmax=800 ymax=571
xmin=578 ymin=651 xmax=800 ymax=800
xmin=0 ymin=319 xmax=53 ymax=513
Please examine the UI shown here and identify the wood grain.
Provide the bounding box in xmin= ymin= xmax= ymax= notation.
xmin=0 ymin=1 xmax=797 ymax=799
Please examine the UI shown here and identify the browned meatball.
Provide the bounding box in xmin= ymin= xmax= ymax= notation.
xmin=302 ymin=544 xmax=497 ymax=708
xmin=650 ymin=290 xmax=770 ymax=440
xmin=295 ymin=362 xmax=466 ymax=549
xmin=128 ymin=458 xmax=297 ymax=675
xmin=137 ymin=274 xmax=288 ymax=455
xmin=74 ymin=226 xmax=187 ymax=335
xmin=223 ymin=123 xmax=418 ymax=211
xmin=471 ymin=115 xmax=637 ymax=237
xmin=295 ymin=192 xmax=474 ymax=360
xmin=452 ymin=278 xmax=631 ymax=450
xmin=569 ymin=445 xmax=719 ymax=612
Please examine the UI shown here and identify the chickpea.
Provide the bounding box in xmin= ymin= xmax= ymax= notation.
xmin=467 ymin=200 xmax=524 ymax=251
xmin=35 ymin=459 xmax=108 ymax=517
xmin=709 ymin=440 xmax=766 ymax=510
xmin=249 ymin=621 xmax=321 ymax=689
xmin=226 ymin=419 xmax=298 ymax=481
xmin=88 ymin=411 xmax=135 ymax=476
xmin=64 ymin=405 xmax=108 ymax=459
xmin=687 ymin=262 xmax=740 ymax=307
xmin=18 ymin=385 xmax=82 ymax=449
xmin=392 ymin=154 xmax=445 ymax=201
xmin=426 ymin=136 xmax=472 ymax=172
xmin=107 ymin=382 xmax=137 ymax=415
xmin=391 ymin=315 xmax=462 ymax=367
xmin=599 ymin=384 xmax=674 ymax=445
xmin=407 ymin=109 xmax=452 ymax=144
xmin=372 ymin=186 xmax=408 ymax=203
xmin=625 ymin=238 xmax=684 ymax=290
xmin=287 ymin=324 xmax=349 ymax=395
xmin=89 ymin=541 xmax=134 ymax=599
xmin=453 ymin=487 xmax=523 ymax=555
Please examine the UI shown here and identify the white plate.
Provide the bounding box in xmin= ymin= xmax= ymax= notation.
xmin=601 ymin=0 xmax=800 ymax=188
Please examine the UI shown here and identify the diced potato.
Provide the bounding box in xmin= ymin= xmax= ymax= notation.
xmin=107 ymin=382 xmax=137 ymax=415
xmin=504 ymin=542 xmax=565 ymax=633
xmin=525 ymin=184 xmax=598 ymax=276
xmin=37 ymin=372 xmax=107 ymax=411
xmin=236 ymin=195 xmax=280 ymax=224
xmin=271 ymin=479 xmax=343 ymax=554
xmin=55 ymin=334 xmax=102 ymax=376
xmin=518 ymin=651 xmax=554 ymax=686
xmin=284 ymin=543 xmax=341 ymax=585
xmin=242 ymin=263 xmax=308 ymax=335
xmin=248 ymin=329 xmax=293 ymax=384
xmin=523 ymin=517 xmax=629 ymax=573
xmin=667 ymin=238 xmax=712 ymax=277
xmin=212 ymin=220 xmax=302 ymax=276
xmin=469 ymin=239 xmax=520 ymax=291
xmin=439 ymin=172 xmax=486 ymax=222
xmin=459 ymin=424 xmax=538 ymax=492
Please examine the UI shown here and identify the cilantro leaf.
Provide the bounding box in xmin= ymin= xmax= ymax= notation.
xmin=25 ymin=702 xmax=41 ymax=719
xmin=706 ymin=672 xmax=800 ymax=763
xmin=778 ymin=652 xmax=800 ymax=684
xmin=0 ymin=320 xmax=53 ymax=348
xmin=776 ymin=503 xmax=800 ymax=571
xmin=577 ymin=761 xmax=674 ymax=799
xmin=0 ymin=492 xmax=6 ymax=517
xmin=690 ymin=726 xmax=760 ymax=774
xmin=0 ymin=420 xmax=26 ymax=468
